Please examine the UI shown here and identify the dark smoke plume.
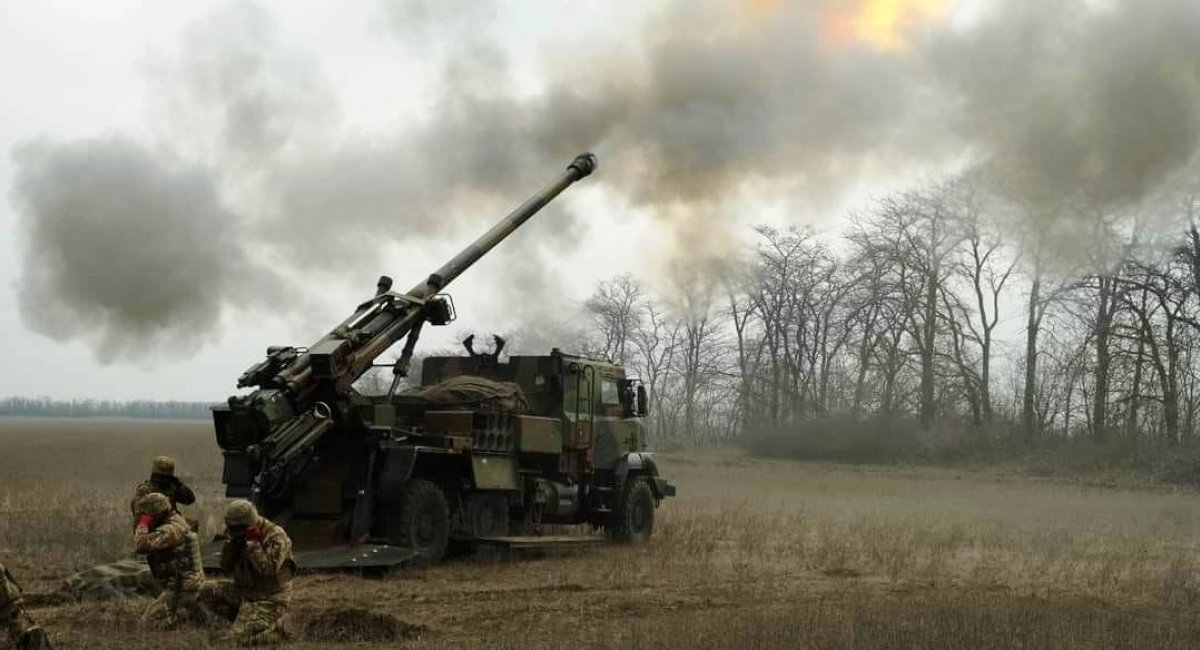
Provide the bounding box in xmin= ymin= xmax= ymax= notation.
xmin=11 ymin=0 xmax=1200 ymax=362
xmin=352 ymin=0 xmax=1200 ymax=255
xmin=11 ymin=138 xmax=267 ymax=362
xmin=930 ymin=0 xmax=1200 ymax=206
xmin=145 ymin=0 xmax=335 ymax=171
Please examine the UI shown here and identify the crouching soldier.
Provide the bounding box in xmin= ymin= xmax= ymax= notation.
xmin=198 ymin=500 xmax=295 ymax=645
xmin=133 ymin=493 xmax=206 ymax=628
xmin=1 ymin=563 xmax=53 ymax=649
xmin=130 ymin=456 xmax=196 ymax=525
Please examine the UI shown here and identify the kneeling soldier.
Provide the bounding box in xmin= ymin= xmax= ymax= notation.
xmin=133 ymin=492 xmax=205 ymax=628
xmin=199 ymin=500 xmax=295 ymax=645
xmin=1 ymin=563 xmax=53 ymax=649
xmin=130 ymin=456 xmax=196 ymax=525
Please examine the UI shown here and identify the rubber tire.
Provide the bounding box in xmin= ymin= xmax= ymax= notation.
xmin=387 ymin=479 xmax=450 ymax=563
xmin=465 ymin=492 xmax=510 ymax=538
xmin=606 ymin=477 xmax=656 ymax=544
xmin=448 ymin=493 xmax=510 ymax=558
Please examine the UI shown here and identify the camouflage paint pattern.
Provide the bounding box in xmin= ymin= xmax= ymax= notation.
xmin=197 ymin=580 xmax=292 ymax=646
xmin=60 ymin=560 xmax=160 ymax=601
xmin=208 ymin=154 xmax=674 ymax=559
xmin=553 ymin=353 xmax=647 ymax=469
xmin=133 ymin=512 xmax=204 ymax=590
xmin=195 ymin=517 xmax=296 ymax=643
xmin=216 ymin=153 xmax=598 ymax=481
xmin=130 ymin=475 xmax=196 ymax=521
xmin=218 ymin=519 xmax=295 ymax=599
xmin=134 ymin=510 xmax=205 ymax=628
xmin=1 ymin=563 xmax=50 ymax=648
xmin=138 ymin=588 xmax=211 ymax=629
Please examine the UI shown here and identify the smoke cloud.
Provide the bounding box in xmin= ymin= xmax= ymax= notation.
xmin=11 ymin=0 xmax=1200 ymax=362
xmin=11 ymin=138 xmax=268 ymax=362
xmin=931 ymin=0 xmax=1200 ymax=205
xmin=145 ymin=0 xmax=336 ymax=171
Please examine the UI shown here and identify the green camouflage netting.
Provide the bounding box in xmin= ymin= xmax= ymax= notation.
xmin=60 ymin=560 xmax=160 ymax=601
xmin=407 ymin=376 xmax=529 ymax=413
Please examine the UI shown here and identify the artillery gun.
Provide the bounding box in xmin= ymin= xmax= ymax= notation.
xmin=212 ymin=153 xmax=675 ymax=567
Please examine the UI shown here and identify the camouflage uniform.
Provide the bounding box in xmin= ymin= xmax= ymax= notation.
xmin=59 ymin=560 xmax=159 ymax=602
xmin=130 ymin=456 xmax=196 ymax=525
xmin=133 ymin=493 xmax=206 ymax=628
xmin=1 ymin=563 xmax=53 ymax=649
xmin=198 ymin=500 xmax=295 ymax=646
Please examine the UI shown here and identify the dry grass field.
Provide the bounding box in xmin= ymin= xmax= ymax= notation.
xmin=4 ymin=418 xmax=1200 ymax=648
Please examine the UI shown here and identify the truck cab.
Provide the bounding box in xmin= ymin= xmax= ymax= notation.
xmin=357 ymin=348 xmax=674 ymax=562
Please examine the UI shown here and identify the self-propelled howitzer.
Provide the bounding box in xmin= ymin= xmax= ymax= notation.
xmin=214 ymin=153 xmax=597 ymax=503
xmin=212 ymin=152 xmax=675 ymax=568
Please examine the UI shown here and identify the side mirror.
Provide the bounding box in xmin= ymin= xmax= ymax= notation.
xmin=618 ymin=379 xmax=635 ymax=418
xmin=636 ymin=385 xmax=649 ymax=417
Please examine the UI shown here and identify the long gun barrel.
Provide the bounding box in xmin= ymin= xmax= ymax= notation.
xmin=268 ymin=152 xmax=597 ymax=396
xmin=214 ymin=153 xmax=598 ymax=497
xmin=416 ymin=152 xmax=598 ymax=297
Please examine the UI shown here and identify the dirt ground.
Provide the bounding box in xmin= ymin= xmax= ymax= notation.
xmin=4 ymin=418 xmax=1200 ymax=648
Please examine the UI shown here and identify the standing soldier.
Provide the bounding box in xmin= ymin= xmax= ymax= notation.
xmin=130 ymin=456 xmax=196 ymax=523
xmin=1 ymin=563 xmax=53 ymax=649
xmin=199 ymin=500 xmax=295 ymax=646
xmin=133 ymin=493 xmax=205 ymax=628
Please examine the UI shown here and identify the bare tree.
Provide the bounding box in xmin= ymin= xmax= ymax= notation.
xmin=670 ymin=264 xmax=728 ymax=440
xmin=584 ymin=273 xmax=644 ymax=366
xmin=952 ymin=179 xmax=1017 ymax=423
xmin=631 ymin=300 xmax=679 ymax=441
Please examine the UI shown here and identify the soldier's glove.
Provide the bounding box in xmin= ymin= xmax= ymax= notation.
xmin=137 ymin=513 xmax=155 ymax=529
xmin=246 ymin=525 xmax=262 ymax=542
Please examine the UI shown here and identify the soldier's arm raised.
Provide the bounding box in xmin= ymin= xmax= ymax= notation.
xmin=246 ymin=528 xmax=292 ymax=576
xmin=173 ymin=479 xmax=196 ymax=506
xmin=134 ymin=522 xmax=186 ymax=554
xmin=219 ymin=538 xmax=239 ymax=573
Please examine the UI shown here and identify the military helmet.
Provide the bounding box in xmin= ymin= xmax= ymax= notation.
xmin=151 ymin=456 xmax=176 ymax=476
xmin=224 ymin=499 xmax=259 ymax=527
xmin=137 ymin=492 xmax=171 ymax=516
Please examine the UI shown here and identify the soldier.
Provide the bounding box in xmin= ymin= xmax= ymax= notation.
xmin=1 ymin=563 xmax=53 ymax=649
xmin=198 ymin=500 xmax=295 ymax=645
xmin=133 ymin=492 xmax=205 ymax=628
xmin=130 ymin=456 xmax=196 ymax=522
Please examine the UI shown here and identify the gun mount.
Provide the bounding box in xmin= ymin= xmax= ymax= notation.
xmin=212 ymin=152 xmax=674 ymax=569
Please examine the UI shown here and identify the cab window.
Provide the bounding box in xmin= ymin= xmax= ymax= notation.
xmin=600 ymin=379 xmax=621 ymax=405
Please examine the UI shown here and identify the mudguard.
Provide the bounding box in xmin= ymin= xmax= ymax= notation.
xmin=377 ymin=445 xmax=418 ymax=501
xmin=614 ymin=452 xmax=676 ymax=499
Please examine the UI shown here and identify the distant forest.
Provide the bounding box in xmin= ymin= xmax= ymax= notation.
xmin=0 ymin=397 xmax=211 ymax=420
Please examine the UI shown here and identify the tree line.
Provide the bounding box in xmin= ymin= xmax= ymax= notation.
xmin=0 ymin=396 xmax=211 ymax=420
xmin=577 ymin=169 xmax=1200 ymax=459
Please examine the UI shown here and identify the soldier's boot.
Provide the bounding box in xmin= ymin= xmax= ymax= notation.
xmin=231 ymin=600 xmax=291 ymax=646
xmin=15 ymin=626 xmax=54 ymax=650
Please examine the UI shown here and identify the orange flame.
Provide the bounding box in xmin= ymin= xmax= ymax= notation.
xmin=823 ymin=0 xmax=953 ymax=51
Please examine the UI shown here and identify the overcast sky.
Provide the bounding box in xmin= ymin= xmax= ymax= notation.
xmin=4 ymin=0 xmax=1198 ymax=402
xmin=0 ymin=1 xmax=669 ymax=401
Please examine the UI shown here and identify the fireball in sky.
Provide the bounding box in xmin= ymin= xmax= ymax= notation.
xmin=823 ymin=0 xmax=955 ymax=51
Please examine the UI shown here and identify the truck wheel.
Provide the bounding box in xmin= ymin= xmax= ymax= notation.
xmin=607 ymin=477 xmax=655 ymax=544
xmin=387 ymin=479 xmax=450 ymax=563
xmin=465 ymin=492 xmax=510 ymax=538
